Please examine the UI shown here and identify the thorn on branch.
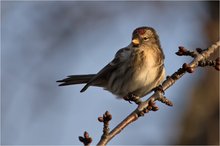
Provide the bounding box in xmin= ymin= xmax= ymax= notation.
xmin=98 ymin=111 xmax=112 ymax=137
xmin=79 ymin=131 xmax=92 ymax=146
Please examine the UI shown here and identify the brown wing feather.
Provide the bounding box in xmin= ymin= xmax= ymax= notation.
xmin=80 ymin=47 xmax=128 ymax=92
xmin=80 ymin=63 xmax=117 ymax=92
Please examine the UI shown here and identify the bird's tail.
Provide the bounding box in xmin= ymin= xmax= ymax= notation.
xmin=57 ymin=74 xmax=95 ymax=86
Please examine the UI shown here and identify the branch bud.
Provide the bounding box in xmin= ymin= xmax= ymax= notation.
xmin=84 ymin=131 xmax=89 ymax=138
xmin=182 ymin=63 xmax=194 ymax=73
xmin=176 ymin=46 xmax=188 ymax=56
xmin=98 ymin=117 xmax=104 ymax=122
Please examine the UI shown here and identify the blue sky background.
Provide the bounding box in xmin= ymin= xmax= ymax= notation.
xmin=1 ymin=1 xmax=214 ymax=145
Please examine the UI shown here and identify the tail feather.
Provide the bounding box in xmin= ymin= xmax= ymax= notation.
xmin=57 ymin=74 xmax=95 ymax=86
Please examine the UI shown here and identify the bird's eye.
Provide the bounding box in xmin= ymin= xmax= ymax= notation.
xmin=143 ymin=37 xmax=149 ymax=41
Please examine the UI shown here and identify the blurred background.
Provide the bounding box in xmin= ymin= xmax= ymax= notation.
xmin=1 ymin=1 xmax=219 ymax=145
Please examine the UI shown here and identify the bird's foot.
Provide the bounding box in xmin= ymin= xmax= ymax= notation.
xmin=154 ymin=84 xmax=165 ymax=95
xmin=146 ymin=99 xmax=159 ymax=111
xmin=123 ymin=93 xmax=142 ymax=105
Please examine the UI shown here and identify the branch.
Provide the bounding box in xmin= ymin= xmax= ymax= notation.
xmin=96 ymin=41 xmax=220 ymax=145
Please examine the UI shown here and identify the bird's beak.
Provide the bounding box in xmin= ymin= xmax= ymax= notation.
xmin=132 ymin=38 xmax=140 ymax=46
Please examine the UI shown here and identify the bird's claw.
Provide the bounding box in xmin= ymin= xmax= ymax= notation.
xmin=154 ymin=85 xmax=165 ymax=95
xmin=147 ymin=99 xmax=159 ymax=111
xmin=123 ymin=93 xmax=142 ymax=104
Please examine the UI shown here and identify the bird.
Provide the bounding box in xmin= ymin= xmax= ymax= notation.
xmin=57 ymin=26 xmax=165 ymax=101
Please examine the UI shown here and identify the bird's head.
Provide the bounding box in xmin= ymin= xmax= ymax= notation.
xmin=131 ymin=26 xmax=160 ymax=47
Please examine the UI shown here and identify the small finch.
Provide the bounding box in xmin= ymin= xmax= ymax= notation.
xmin=57 ymin=26 xmax=165 ymax=101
